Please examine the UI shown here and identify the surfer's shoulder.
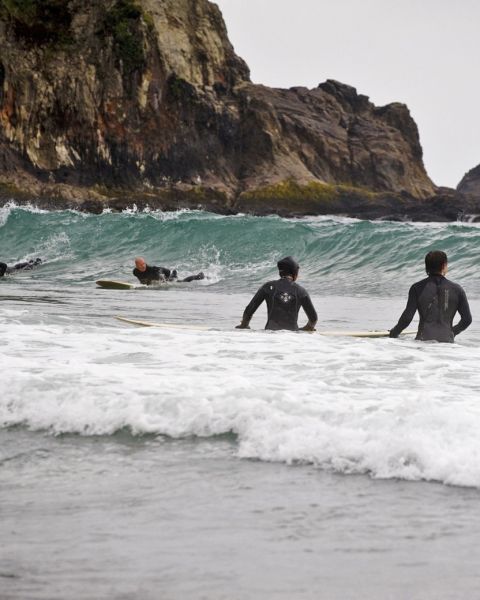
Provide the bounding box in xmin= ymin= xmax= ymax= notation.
xmin=411 ymin=276 xmax=430 ymax=293
xmin=292 ymin=281 xmax=309 ymax=296
xmin=445 ymin=278 xmax=467 ymax=295
xmin=257 ymin=280 xmax=280 ymax=295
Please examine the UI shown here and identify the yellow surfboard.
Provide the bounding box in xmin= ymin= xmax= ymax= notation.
xmin=97 ymin=280 xmax=136 ymax=290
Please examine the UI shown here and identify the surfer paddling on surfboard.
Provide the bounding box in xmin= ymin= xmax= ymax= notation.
xmin=236 ymin=256 xmax=317 ymax=331
xmin=133 ymin=257 xmax=205 ymax=286
xmin=389 ymin=250 xmax=472 ymax=343
xmin=0 ymin=258 xmax=42 ymax=277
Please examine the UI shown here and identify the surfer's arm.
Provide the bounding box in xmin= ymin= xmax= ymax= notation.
xmin=389 ymin=285 xmax=417 ymax=338
xmin=236 ymin=286 xmax=266 ymax=329
xmin=453 ymin=288 xmax=472 ymax=336
xmin=300 ymin=293 xmax=318 ymax=331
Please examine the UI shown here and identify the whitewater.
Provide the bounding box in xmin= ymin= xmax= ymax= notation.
xmin=1 ymin=203 xmax=480 ymax=599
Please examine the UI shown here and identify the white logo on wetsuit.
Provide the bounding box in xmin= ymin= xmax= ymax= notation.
xmin=279 ymin=292 xmax=293 ymax=303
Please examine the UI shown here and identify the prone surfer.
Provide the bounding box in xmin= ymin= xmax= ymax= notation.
xmin=236 ymin=256 xmax=318 ymax=331
xmin=389 ymin=250 xmax=472 ymax=343
xmin=133 ymin=257 xmax=205 ymax=286
xmin=0 ymin=258 xmax=42 ymax=277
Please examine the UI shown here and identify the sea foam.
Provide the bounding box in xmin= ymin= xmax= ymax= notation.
xmin=1 ymin=319 xmax=480 ymax=488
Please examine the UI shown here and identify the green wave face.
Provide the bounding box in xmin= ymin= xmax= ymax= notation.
xmin=1 ymin=204 xmax=479 ymax=295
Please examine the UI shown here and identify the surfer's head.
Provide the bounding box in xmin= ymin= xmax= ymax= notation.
xmin=425 ymin=250 xmax=448 ymax=276
xmin=135 ymin=257 xmax=147 ymax=272
xmin=277 ymin=256 xmax=299 ymax=280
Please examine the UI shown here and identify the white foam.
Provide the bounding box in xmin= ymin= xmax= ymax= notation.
xmin=0 ymin=202 xmax=13 ymax=227
xmin=1 ymin=319 xmax=480 ymax=488
xmin=148 ymin=208 xmax=202 ymax=221
xmin=0 ymin=201 xmax=50 ymax=225
xmin=288 ymin=214 xmax=362 ymax=225
xmin=25 ymin=232 xmax=73 ymax=265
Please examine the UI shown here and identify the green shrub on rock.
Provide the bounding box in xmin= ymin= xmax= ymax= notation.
xmin=0 ymin=0 xmax=72 ymax=45
xmin=104 ymin=0 xmax=145 ymax=74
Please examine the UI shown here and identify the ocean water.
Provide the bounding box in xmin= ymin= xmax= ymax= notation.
xmin=1 ymin=203 xmax=480 ymax=599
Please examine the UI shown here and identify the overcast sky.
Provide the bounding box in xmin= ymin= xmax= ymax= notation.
xmin=215 ymin=0 xmax=479 ymax=188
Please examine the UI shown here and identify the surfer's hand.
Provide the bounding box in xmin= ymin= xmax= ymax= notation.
xmin=235 ymin=323 xmax=250 ymax=329
xmin=301 ymin=322 xmax=316 ymax=332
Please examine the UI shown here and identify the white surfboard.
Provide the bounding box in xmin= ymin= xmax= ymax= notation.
xmin=114 ymin=316 xmax=416 ymax=338
xmin=319 ymin=329 xmax=416 ymax=338
xmin=96 ymin=280 xmax=182 ymax=290
xmin=115 ymin=316 xmax=210 ymax=331
xmin=97 ymin=280 xmax=136 ymax=290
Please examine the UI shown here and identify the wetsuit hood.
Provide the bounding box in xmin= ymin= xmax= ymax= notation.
xmin=277 ymin=256 xmax=299 ymax=277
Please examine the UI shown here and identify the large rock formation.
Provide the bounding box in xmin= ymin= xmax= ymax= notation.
xmin=0 ymin=0 xmax=472 ymax=219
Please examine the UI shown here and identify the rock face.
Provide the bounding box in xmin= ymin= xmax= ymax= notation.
xmin=235 ymin=81 xmax=434 ymax=199
xmin=457 ymin=164 xmax=480 ymax=198
xmin=0 ymin=0 xmax=249 ymax=190
xmin=0 ymin=0 xmax=447 ymax=215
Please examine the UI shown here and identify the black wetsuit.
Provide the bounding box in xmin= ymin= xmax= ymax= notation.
xmin=241 ymin=277 xmax=318 ymax=331
xmin=133 ymin=265 xmax=204 ymax=285
xmin=390 ymin=274 xmax=472 ymax=343
xmin=1 ymin=259 xmax=42 ymax=276
xmin=133 ymin=265 xmax=174 ymax=285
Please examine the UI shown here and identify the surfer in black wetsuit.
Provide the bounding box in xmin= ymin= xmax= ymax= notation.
xmin=0 ymin=258 xmax=42 ymax=276
xmin=389 ymin=250 xmax=472 ymax=343
xmin=236 ymin=256 xmax=318 ymax=331
xmin=133 ymin=257 xmax=205 ymax=285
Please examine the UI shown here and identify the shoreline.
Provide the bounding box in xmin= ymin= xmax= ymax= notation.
xmin=1 ymin=178 xmax=480 ymax=223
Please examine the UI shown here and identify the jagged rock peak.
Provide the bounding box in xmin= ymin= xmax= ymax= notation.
xmin=457 ymin=164 xmax=480 ymax=197
xmin=137 ymin=0 xmax=250 ymax=87
xmin=318 ymin=79 xmax=370 ymax=110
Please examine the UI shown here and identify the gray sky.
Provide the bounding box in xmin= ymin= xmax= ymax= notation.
xmin=215 ymin=0 xmax=479 ymax=188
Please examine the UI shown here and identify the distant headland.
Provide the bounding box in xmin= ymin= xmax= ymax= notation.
xmin=0 ymin=0 xmax=479 ymax=221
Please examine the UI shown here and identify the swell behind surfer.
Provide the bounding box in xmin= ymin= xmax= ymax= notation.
xmin=389 ymin=250 xmax=472 ymax=343
xmin=0 ymin=258 xmax=42 ymax=277
xmin=133 ymin=257 xmax=205 ymax=285
xmin=236 ymin=256 xmax=318 ymax=331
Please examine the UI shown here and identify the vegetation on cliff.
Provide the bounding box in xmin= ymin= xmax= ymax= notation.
xmin=0 ymin=0 xmax=72 ymax=44
xmin=102 ymin=0 xmax=146 ymax=74
xmin=237 ymin=180 xmax=378 ymax=215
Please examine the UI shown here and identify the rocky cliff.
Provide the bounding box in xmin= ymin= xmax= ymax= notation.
xmin=458 ymin=164 xmax=480 ymax=198
xmin=0 ymin=0 xmax=473 ymax=220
